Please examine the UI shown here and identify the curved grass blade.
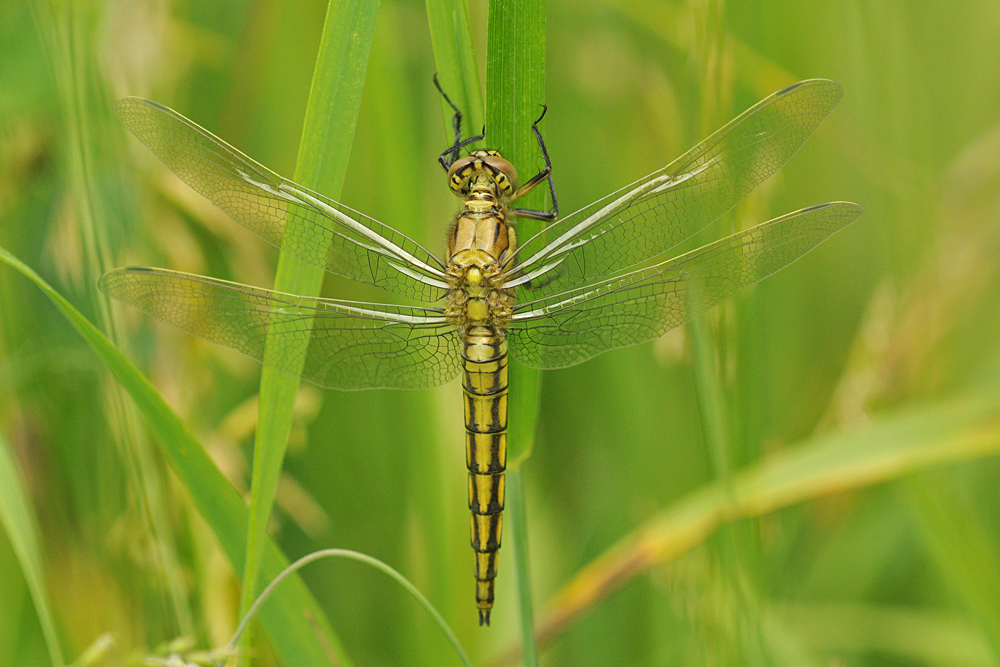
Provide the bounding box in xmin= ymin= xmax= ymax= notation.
xmin=0 ymin=244 xmax=352 ymax=667
xmin=231 ymin=549 xmax=473 ymax=667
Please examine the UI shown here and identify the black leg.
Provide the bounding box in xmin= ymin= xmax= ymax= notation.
xmin=511 ymin=104 xmax=559 ymax=220
xmin=510 ymin=208 xmax=557 ymax=221
xmin=434 ymin=74 xmax=462 ymax=170
xmin=434 ymin=74 xmax=485 ymax=170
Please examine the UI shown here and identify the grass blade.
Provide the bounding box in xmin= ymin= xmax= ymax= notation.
xmin=425 ymin=0 xmax=483 ymax=133
xmin=487 ymin=0 xmax=546 ymax=470
xmin=240 ymin=0 xmax=381 ymax=657
xmin=487 ymin=0 xmax=546 ymax=659
xmin=0 ymin=244 xmax=351 ymax=667
xmin=690 ymin=300 xmax=770 ymax=664
xmin=33 ymin=1 xmax=197 ymax=637
xmin=232 ymin=549 xmax=473 ymax=667
xmin=0 ymin=429 xmax=65 ymax=667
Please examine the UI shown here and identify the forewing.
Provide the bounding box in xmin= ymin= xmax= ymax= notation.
xmin=503 ymin=80 xmax=844 ymax=298
xmin=115 ymin=98 xmax=448 ymax=302
xmin=99 ymin=268 xmax=461 ymax=390
xmin=507 ymin=202 xmax=861 ymax=369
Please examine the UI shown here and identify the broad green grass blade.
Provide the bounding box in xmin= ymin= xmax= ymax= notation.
xmin=0 ymin=245 xmax=351 ymax=667
xmin=426 ymin=0 xmax=483 ymax=134
xmin=487 ymin=0 xmax=545 ymax=659
xmin=487 ymin=0 xmax=546 ymax=469
xmin=0 ymin=429 xmax=65 ymax=667
xmin=493 ymin=385 xmax=1000 ymax=661
xmin=241 ymin=0 xmax=380 ymax=659
xmin=422 ymin=0 xmax=484 ymax=637
xmin=232 ymin=549 xmax=473 ymax=667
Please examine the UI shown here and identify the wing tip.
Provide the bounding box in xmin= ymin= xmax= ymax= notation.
xmin=775 ymin=78 xmax=844 ymax=110
xmin=96 ymin=266 xmax=132 ymax=295
xmin=801 ymin=200 xmax=862 ymax=214
xmin=796 ymin=201 xmax=864 ymax=234
xmin=113 ymin=96 xmax=149 ymax=124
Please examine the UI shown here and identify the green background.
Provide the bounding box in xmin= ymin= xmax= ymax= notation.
xmin=3 ymin=0 xmax=1000 ymax=665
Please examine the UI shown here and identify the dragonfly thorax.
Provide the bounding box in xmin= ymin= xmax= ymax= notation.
xmin=445 ymin=249 xmax=513 ymax=330
xmin=444 ymin=289 xmax=513 ymax=330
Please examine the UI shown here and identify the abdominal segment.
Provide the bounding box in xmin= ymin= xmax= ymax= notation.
xmin=462 ymin=329 xmax=508 ymax=625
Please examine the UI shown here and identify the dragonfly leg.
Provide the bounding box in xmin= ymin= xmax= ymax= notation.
xmin=511 ymin=104 xmax=558 ymax=221
xmin=434 ymin=73 xmax=485 ymax=170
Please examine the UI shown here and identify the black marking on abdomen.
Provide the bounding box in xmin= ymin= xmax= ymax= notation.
xmin=462 ymin=331 xmax=508 ymax=623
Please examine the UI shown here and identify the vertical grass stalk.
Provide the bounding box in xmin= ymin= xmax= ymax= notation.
xmin=487 ymin=0 xmax=545 ymax=659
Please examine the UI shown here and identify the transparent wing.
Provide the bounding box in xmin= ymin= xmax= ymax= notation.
xmin=99 ymin=268 xmax=461 ymax=390
xmin=507 ymin=202 xmax=861 ymax=369
xmin=115 ymin=98 xmax=448 ymax=303
xmin=501 ymin=80 xmax=844 ymax=299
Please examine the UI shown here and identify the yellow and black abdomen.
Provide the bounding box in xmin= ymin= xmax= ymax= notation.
xmin=462 ymin=325 xmax=508 ymax=626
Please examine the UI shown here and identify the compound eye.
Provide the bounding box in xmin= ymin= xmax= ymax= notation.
xmin=482 ymin=155 xmax=519 ymax=195
xmin=448 ymin=156 xmax=478 ymax=194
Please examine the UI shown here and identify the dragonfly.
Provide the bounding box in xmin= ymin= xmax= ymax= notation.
xmin=100 ymin=78 xmax=861 ymax=625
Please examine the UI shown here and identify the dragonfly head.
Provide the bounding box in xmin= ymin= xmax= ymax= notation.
xmin=448 ymin=150 xmax=519 ymax=199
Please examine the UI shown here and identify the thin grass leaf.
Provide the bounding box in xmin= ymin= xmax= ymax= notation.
xmin=0 ymin=429 xmax=65 ymax=667
xmin=0 ymin=245 xmax=352 ymax=667
xmin=690 ymin=283 xmax=770 ymax=664
xmin=241 ymin=0 xmax=381 ymax=659
xmin=232 ymin=549 xmax=473 ymax=667
xmin=487 ymin=385 xmax=1000 ymax=665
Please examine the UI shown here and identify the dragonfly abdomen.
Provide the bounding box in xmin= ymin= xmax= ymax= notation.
xmin=462 ymin=326 xmax=508 ymax=626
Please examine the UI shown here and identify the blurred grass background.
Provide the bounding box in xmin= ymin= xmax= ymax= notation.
xmin=3 ymin=0 xmax=1000 ymax=666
